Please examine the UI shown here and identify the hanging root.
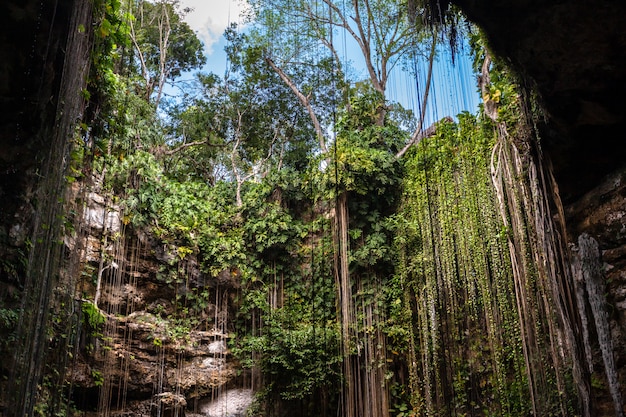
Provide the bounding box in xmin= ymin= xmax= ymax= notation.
xmin=574 ymin=233 xmax=624 ymax=417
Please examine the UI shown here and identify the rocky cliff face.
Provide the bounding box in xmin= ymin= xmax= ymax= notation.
xmin=452 ymin=0 xmax=626 ymax=203
xmin=567 ymin=169 xmax=626 ymax=414
xmin=66 ymin=185 xmax=253 ymax=416
xmin=0 ymin=0 xmax=79 ymax=298
xmin=0 ymin=1 xmax=94 ymax=414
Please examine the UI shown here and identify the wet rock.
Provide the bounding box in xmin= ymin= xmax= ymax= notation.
xmin=8 ymin=223 xmax=26 ymax=246
xmin=84 ymin=191 xmax=121 ymax=233
xmin=167 ymin=355 xmax=237 ymax=399
xmin=152 ymin=392 xmax=187 ymax=417
xmin=199 ymin=389 xmax=254 ymax=417
xmin=207 ymin=340 xmax=227 ymax=355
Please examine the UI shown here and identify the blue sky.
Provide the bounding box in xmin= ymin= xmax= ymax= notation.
xmin=177 ymin=0 xmax=480 ymax=123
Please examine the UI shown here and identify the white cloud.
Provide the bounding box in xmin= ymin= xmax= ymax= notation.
xmin=179 ymin=0 xmax=251 ymax=54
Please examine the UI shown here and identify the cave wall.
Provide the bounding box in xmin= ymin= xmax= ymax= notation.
xmin=65 ymin=189 xmax=247 ymax=416
xmin=0 ymin=0 xmax=92 ymax=414
xmin=452 ymin=0 xmax=626 ymax=203
xmin=0 ymin=0 xmax=80 ymax=287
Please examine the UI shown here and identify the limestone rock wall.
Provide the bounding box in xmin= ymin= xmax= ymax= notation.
xmin=567 ymin=166 xmax=626 ymax=414
xmin=67 ymin=189 xmax=250 ymax=416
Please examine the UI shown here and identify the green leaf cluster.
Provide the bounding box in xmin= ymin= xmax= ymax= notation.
xmin=329 ymin=86 xmax=405 ymax=198
xmin=234 ymin=318 xmax=341 ymax=402
xmin=81 ymin=301 xmax=106 ymax=335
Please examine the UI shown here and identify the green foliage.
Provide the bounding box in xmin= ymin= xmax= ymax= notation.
xmin=87 ymin=0 xmax=132 ymax=139
xmin=81 ymin=301 xmax=106 ymax=335
xmin=234 ymin=317 xmax=341 ymax=401
xmin=91 ymin=0 xmax=131 ymax=71
xmin=395 ymin=105 xmax=543 ymax=415
xmin=317 ymin=85 xmax=406 ymax=277
xmin=241 ymin=178 xmax=306 ymax=265
xmin=0 ymin=305 xmax=19 ymax=352
xmin=0 ymin=307 xmax=18 ymax=329
xmin=91 ymin=369 xmax=104 ymax=387
xmin=328 ymin=86 xmax=405 ymax=198
xmin=105 ymin=145 xmax=313 ymax=283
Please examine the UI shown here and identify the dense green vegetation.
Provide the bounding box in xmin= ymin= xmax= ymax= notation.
xmin=38 ymin=0 xmax=585 ymax=416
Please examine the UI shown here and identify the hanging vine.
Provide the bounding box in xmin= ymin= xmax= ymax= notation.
xmin=397 ymin=110 xmax=533 ymax=416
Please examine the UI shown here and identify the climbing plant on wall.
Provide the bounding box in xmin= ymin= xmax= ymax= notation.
xmin=397 ymin=112 xmax=532 ymax=415
xmin=391 ymin=42 xmax=587 ymax=416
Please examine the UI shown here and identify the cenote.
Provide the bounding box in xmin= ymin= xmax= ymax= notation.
xmin=0 ymin=0 xmax=625 ymax=416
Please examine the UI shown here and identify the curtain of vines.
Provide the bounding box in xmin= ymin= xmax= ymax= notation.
xmin=398 ymin=114 xmax=530 ymax=416
xmin=396 ymin=61 xmax=588 ymax=415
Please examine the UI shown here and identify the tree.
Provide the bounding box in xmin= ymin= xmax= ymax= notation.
xmin=249 ymin=0 xmax=440 ymax=156
xmin=129 ymin=0 xmax=206 ymax=107
xmin=163 ymin=27 xmax=318 ymax=205
xmin=243 ymin=4 xmax=454 ymax=415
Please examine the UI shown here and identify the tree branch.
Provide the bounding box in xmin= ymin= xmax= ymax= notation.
xmin=154 ymin=3 xmax=171 ymax=108
xmin=129 ymin=17 xmax=151 ymax=96
xmin=478 ymin=53 xmax=498 ymax=121
xmin=231 ymin=110 xmax=245 ymax=207
xmin=266 ymin=56 xmax=328 ymax=153
xmin=351 ymin=0 xmax=383 ymax=93
xmin=395 ymin=117 xmax=452 ymax=159
xmin=163 ymin=139 xmax=220 ymax=155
